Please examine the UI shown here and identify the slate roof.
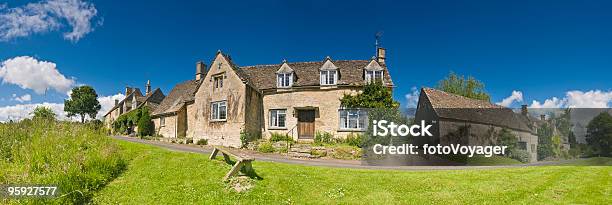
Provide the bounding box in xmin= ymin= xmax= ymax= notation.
xmin=152 ymin=79 xmax=200 ymax=116
xmin=240 ymin=59 xmax=393 ymax=90
xmin=421 ymin=88 xmax=535 ymax=133
xmin=104 ymin=88 xmax=166 ymax=117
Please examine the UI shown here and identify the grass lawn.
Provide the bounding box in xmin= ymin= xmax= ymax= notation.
xmin=94 ymin=140 xmax=612 ymax=204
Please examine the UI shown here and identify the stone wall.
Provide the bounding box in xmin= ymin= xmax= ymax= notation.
xmin=438 ymin=120 xmax=539 ymax=162
xmin=262 ymin=87 xmax=362 ymax=140
xmin=154 ymin=115 xmax=177 ymax=138
xmin=191 ymin=54 xmax=248 ymax=148
xmin=185 ymin=103 xmax=197 ymax=138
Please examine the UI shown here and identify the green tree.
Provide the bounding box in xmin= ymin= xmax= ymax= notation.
xmin=64 ymin=86 xmax=101 ymax=123
xmin=498 ymin=128 xmax=518 ymax=156
xmin=585 ymin=112 xmax=612 ymax=156
xmin=31 ymin=106 xmax=56 ymax=120
xmin=436 ymin=71 xmax=490 ymax=101
xmin=137 ymin=107 xmax=154 ymax=137
xmin=340 ymin=81 xmax=399 ymax=109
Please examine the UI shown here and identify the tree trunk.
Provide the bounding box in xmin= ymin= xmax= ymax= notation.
xmin=80 ymin=114 xmax=85 ymax=123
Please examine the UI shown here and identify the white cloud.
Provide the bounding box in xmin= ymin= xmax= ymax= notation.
xmin=496 ymin=90 xmax=523 ymax=107
xmin=565 ymin=90 xmax=612 ymax=108
xmin=0 ymin=56 xmax=76 ymax=94
xmin=530 ymin=90 xmax=612 ymax=108
xmin=530 ymin=97 xmax=564 ymax=108
xmin=11 ymin=93 xmax=32 ymax=102
xmin=0 ymin=102 xmax=66 ymax=122
xmin=0 ymin=93 xmax=125 ymax=122
xmin=96 ymin=93 xmax=124 ymax=119
xmin=404 ymin=86 xmax=420 ymax=108
xmin=0 ymin=0 xmax=98 ymax=42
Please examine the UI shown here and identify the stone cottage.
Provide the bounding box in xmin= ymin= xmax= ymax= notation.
xmin=414 ymin=88 xmax=539 ymax=161
xmin=103 ymin=81 xmax=165 ymax=130
xmin=151 ymin=48 xmax=393 ymax=147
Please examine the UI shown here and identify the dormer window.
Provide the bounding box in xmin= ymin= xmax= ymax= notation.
xmin=319 ymin=58 xmax=338 ymax=86
xmin=277 ymin=73 xmax=293 ymax=88
xmin=364 ymin=60 xmax=384 ymax=83
xmin=276 ymin=61 xmax=294 ymax=88
xmin=320 ymin=70 xmax=337 ymax=85
xmin=365 ymin=70 xmax=383 ymax=83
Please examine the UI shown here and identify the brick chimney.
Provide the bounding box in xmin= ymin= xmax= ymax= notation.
xmin=196 ymin=61 xmax=206 ymax=80
xmin=521 ymin=105 xmax=528 ymax=116
xmin=145 ymin=80 xmax=151 ymax=95
xmin=125 ymin=87 xmax=133 ymax=96
xmin=540 ymin=114 xmax=546 ymax=121
xmin=376 ymin=47 xmax=386 ymax=65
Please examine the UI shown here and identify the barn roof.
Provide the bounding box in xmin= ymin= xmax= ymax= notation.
xmin=421 ymin=88 xmax=535 ymax=133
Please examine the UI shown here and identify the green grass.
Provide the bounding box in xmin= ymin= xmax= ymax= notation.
xmin=466 ymin=155 xmax=523 ymax=165
xmin=0 ymin=120 xmax=126 ymax=204
xmin=94 ymin=140 xmax=612 ymax=204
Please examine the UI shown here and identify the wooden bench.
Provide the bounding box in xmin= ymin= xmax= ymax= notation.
xmin=209 ymin=146 xmax=255 ymax=181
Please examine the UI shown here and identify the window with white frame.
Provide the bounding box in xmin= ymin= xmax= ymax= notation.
xmin=160 ymin=117 xmax=165 ymax=126
xmin=320 ymin=70 xmax=337 ymax=85
xmin=213 ymin=75 xmax=224 ymax=89
xmin=339 ymin=109 xmax=367 ymax=130
xmin=277 ymin=73 xmax=293 ymax=88
xmin=211 ymin=101 xmax=227 ymax=120
xmin=365 ymin=70 xmax=383 ymax=83
xmin=269 ymin=109 xmax=287 ymax=128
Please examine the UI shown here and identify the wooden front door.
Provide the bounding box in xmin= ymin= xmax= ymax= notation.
xmin=297 ymin=109 xmax=315 ymax=139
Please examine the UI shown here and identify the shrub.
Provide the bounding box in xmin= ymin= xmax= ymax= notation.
xmin=510 ymin=149 xmax=531 ymax=163
xmin=240 ymin=130 xmax=253 ymax=148
xmin=137 ymin=108 xmax=154 ymax=137
xmin=315 ymin=131 xmax=333 ymax=145
xmin=270 ymin=132 xmax=293 ymax=142
xmin=186 ymin=138 xmax=193 ymax=144
xmin=196 ymin=139 xmax=208 ymax=145
xmin=257 ymin=142 xmax=275 ymax=153
xmin=345 ymin=133 xmax=363 ymax=148
xmin=31 ymin=106 xmax=56 ymax=120
xmin=330 ymin=145 xmax=362 ymax=160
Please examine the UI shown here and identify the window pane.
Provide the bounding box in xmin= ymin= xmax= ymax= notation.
xmin=212 ymin=103 xmax=218 ymax=119
xmin=320 ymin=71 xmax=327 ymax=84
xmin=270 ymin=110 xmax=277 ymax=126
xmin=339 ymin=110 xmax=347 ymax=128
xmin=284 ymin=74 xmax=290 ymax=86
xmin=277 ymin=74 xmax=282 ymax=87
xmin=328 ymin=71 xmax=336 ymax=84
xmin=219 ymin=103 xmax=227 ymax=119
xmin=375 ymin=71 xmax=382 ymax=81
xmin=348 ymin=110 xmax=358 ymax=128
xmin=278 ymin=112 xmax=286 ymax=127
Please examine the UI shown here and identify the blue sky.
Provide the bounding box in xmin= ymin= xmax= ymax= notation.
xmin=1 ymin=0 xmax=612 ymax=120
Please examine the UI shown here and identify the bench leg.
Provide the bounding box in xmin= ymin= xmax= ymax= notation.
xmin=222 ymin=153 xmax=232 ymax=164
xmin=224 ymin=160 xmax=244 ymax=181
xmin=209 ymin=148 xmax=219 ymax=160
xmin=242 ymin=161 xmax=254 ymax=175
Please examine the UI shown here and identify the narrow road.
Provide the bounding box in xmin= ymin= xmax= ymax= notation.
xmin=112 ymin=136 xmax=570 ymax=171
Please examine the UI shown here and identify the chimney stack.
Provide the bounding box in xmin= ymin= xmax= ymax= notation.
xmin=540 ymin=114 xmax=546 ymax=121
xmin=196 ymin=61 xmax=206 ymax=80
xmin=145 ymin=80 xmax=151 ymax=95
xmin=521 ymin=105 xmax=528 ymax=116
xmin=125 ymin=87 xmax=133 ymax=96
xmin=376 ymin=47 xmax=386 ymax=65
xmin=115 ymin=99 xmax=119 ymax=106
